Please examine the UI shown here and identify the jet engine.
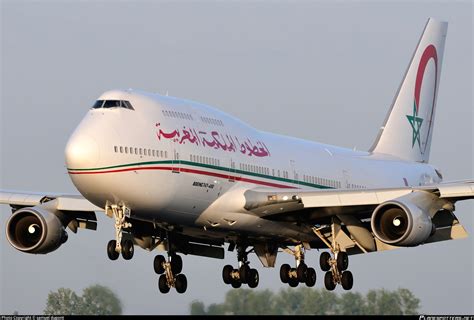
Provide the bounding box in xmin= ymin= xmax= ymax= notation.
xmin=370 ymin=192 xmax=438 ymax=247
xmin=6 ymin=206 xmax=68 ymax=254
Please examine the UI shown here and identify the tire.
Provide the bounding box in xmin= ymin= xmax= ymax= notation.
xmin=231 ymin=278 xmax=242 ymax=289
xmin=296 ymin=263 xmax=308 ymax=283
xmin=247 ymin=269 xmax=259 ymax=289
xmin=175 ymin=274 xmax=188 ymax=294
xmin=288 ymin=277 xmax=299 ymax=288
xmin=341 ymin=271 xmax=353 ymax=290
xmin=239 ymin=264 xmax=250 ymax=284
xmin=158 ymin=274 xmax=170 ymax=294
xmin=107 ymin=240 xmax=119 ymax=261
xmin=171 ymin=254 xmax=183 ymax=274
xmin=319 ymin=252 xmax=331 ymax=272
xmin=324 ymin=271 xmax=336 ymax=291
xmin=337 ymin=252 xmax=349 ymax=271
xmin=154 ymin=255 xmax=166 ymax=274
xmin=280 ymin=264 xmax=291 ymax=283
xmin=305 ymin=267 xmax=317 ymax=287
xmin=121 ymin=239 xmax=134 ymax=260
xmin=222 ymin=265 xmax=233 ymax=284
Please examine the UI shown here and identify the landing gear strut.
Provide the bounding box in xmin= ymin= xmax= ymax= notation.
xmin=279 ymin=244 xmax=316 ymax=288
xmin=106 ymin=204 xmax=134 ymax=261
xmin=222 ymin=244 xmax=259 ymax=289
xmin=154 ymin=253 xmax=188 ymax=294
xmin=313 ymin=218 xmax=354 ymax=290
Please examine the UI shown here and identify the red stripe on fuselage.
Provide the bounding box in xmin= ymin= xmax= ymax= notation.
xmin=68 ymin=166 xmax=297 ymax=189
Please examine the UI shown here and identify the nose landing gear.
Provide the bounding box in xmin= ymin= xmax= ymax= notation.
xmin=106 ymin=204 xmax=135 ymax=261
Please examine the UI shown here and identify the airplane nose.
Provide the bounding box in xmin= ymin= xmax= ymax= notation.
xmin=65 ymin=132 xmax=100 ymax=170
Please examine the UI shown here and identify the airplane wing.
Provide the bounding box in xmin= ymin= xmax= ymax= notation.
xmin=243 ymin=180 xmax=474 ymax=220
xmin=0 ymin=190 xmax=103 ymax=232
xmin=243 ymin=180 xmax=473 ymax=255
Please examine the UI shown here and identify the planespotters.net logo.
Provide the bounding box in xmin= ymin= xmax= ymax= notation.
xmin=420 ymin=316 xmax=474 ymax=320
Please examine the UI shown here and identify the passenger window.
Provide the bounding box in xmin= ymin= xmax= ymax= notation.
xmin=125 ymin=147 xmax=128 ymax=154
xmin=120 ymin=146 xmax=123 ymax=153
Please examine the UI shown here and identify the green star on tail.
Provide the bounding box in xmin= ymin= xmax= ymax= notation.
xmin=406 ymin=101 xmax=423 ymax=148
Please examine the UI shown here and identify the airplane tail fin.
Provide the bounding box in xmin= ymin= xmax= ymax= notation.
xmin=370 ymin=18 xmax=448 ymax=163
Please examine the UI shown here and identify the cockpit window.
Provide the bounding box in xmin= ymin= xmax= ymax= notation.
xmin=91 ymin=100 xmax=134 ymax=110
xmin=92 ymin=100 xmax=104 ymax=109
xmin=103 ymin=100 xmax=121 ymax=108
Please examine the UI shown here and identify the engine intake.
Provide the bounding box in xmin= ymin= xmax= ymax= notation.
xmin=371 ymin=192 xmax=436 ymax=247
xmin=6 ymin=206 xmax=68 ymax=254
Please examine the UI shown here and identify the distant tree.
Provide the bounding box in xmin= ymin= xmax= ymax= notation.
xmin=190 ymin=301 xmax=206 ymax=315
xmin=44 ymin=288 xmax=82 ymax=315
xmin=44 ymin=284 xmax=122 ymax=315
xmin=80 ymin=285 xmax=122 ymax=315
xmin=190 ymin=287 xmax=420 ymax=315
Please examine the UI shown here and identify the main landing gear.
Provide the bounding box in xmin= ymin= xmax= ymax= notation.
xmin=279 ymin=244 xmax=317 ymax=288
xmin=222 ymin=244 xmax=259 ymax=289
xmin=106 ymin=204 xmax=135 ymax=261
xmin=313 ymin=218 xmax=354 ymax=291
xmin=319 ymin=251 xmax=353 ymax=291
xmin=154 ymin=253 xmax=188 ymax=294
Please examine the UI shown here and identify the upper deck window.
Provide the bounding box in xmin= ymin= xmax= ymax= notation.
xmin=92 ymin=100 xmax=134 ymax=110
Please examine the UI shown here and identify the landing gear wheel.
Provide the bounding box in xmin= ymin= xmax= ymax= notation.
xmin=337 ymin=252 xmax=349 ymax=271
xmin=239 ymin=264 xmax=250 ymax=284
xmin=341 ymin=271 xmax=353 ymax=290
xmin=296 ymin=263 xmax=308 ymax=282
xmin=320 ymin=252 xmax=331 ymax=272
xmin=107 ymin=240 xmax=119 ymax=260
xmin=280 ymin=264 xmax=291 ymax=283
xmin=305 ymin=267 xmax=317 ymax=287
xmin=158 ymin=274 xmax=170 ymax=294
xmin=231 ymin=278 xmax=242 ymax=289
xmin=222 ymin=265 xmax=233 ymax=284
xmin=288 ymin=276 xmax=299 ymax=288
xmin=175 ymin=274 xmax=188 ymax=294
xmin=154 ymin=255 xmax=166 ymax=274
xmin=170 ymin=254 xmax=183 ymax=274
xmin=247 ymin=269 xmax=259 ymax=288
xmin=324 ymin=271 xmax=336 ymax=291
xmin=121 ymin=239 xmax=134 ymax=260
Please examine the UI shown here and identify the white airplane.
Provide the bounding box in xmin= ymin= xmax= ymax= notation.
xmin=2 ymin=18 xmax=472 ymax=294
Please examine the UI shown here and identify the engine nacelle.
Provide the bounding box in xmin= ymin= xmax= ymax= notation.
xmin=6 ymin=206 xmax=68 ymax=254
xmin=371 ymin=192 xmax=437 ymax=247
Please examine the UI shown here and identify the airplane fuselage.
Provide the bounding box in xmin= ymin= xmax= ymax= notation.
xmin=65 ymin=89 xmax=441 ymax=241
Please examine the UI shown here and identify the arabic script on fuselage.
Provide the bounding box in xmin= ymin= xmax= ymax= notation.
xmin=155 ymin=123 xmax=271 ymax=157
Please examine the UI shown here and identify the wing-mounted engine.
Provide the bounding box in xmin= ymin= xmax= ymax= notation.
xmin=6 ymin=205 xmax=68 ymax=254
xmin=5 ymin=197 xmax=98 ymax=254
xmin=370 ymin=191 xmax=452 ymax=246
